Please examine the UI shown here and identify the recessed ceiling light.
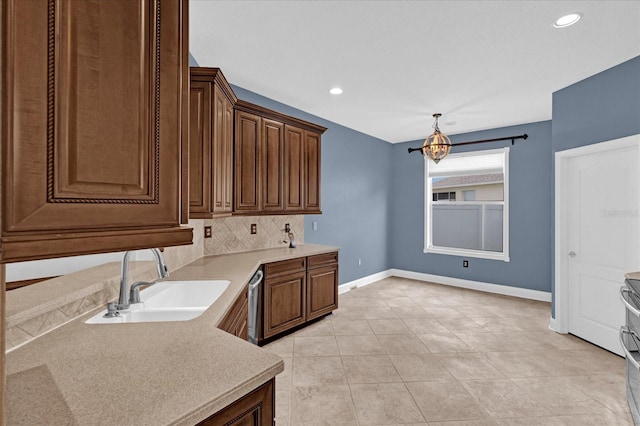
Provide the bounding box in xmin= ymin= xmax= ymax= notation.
xmin=553 ymin=13 xmax=582 ymax=28
xmin=329 ymin=87 xmax=343 ymax=95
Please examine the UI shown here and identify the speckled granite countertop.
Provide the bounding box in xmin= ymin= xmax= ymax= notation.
xmin=6 ymin=244 xmax=339 ymax=425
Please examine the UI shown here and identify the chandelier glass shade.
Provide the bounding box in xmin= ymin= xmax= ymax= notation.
xmin=421 ymin=113 xmax=451 ymax=164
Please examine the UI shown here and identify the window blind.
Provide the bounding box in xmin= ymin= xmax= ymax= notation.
xmin=427 ymin=149 xmax=506 ymax=178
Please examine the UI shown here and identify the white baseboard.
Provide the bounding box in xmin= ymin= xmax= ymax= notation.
xmin=338 ymin=270 xmax=393 ymax=294
xmin=549 ymin=317 xmax=567 ymax=334
xmin=390 ymin=269 xmax=552 ymax=302
xmin=340 ymin=268 xmax=552 ymax=302
xmin=548 ymin=315 xmax=567 ymax=334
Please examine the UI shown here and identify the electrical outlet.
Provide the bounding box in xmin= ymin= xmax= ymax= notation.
xmin=463 ymin=260 xmax=469 ymax=268
xmin=204 ymin=226 xmax=212 ymax=238
xmin=312 ymin=221 xmax=318 ymax=231
xmin=284 ymin=223 xmax=291 ymax=233
xmin=251 ymin=223 xmax=257 ymax=234
xmin=358 ymin=258 xmax=362 ymax=266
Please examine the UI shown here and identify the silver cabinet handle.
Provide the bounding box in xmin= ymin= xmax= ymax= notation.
xmin=620 ymin=326 xmax=640 ymax=370
xmin=621 ymin=287 xmax=640 ymax=318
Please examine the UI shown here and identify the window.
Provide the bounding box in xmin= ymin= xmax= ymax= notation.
xmin=425 ymin=148 xmax=509 ymax=261
xmin=462 ymin=190 xmax=476 ymax=201
xmin=432 ymin=191 xmax=456 ymax=202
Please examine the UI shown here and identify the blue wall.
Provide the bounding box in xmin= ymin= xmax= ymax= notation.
xmin=230 ymin=86 xmax=393 ymax=285
xmin=550 ymin=55 xmax=640 ymax=315
xmin=552 ymin=56 xmax=640 ymax=153
xmin=389 ymin=121 xmax=553 ymax=292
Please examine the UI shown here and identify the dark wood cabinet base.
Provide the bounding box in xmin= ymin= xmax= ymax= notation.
xmin=258 ymin=252 xmax=338 ymax=345
xmin=196 ymin=379 xmax=275 ymax=426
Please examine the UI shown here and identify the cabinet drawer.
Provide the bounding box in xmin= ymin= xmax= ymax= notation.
xmin=264 ymin=257 xmax=306 ymax=277
xmin=307 ymin=252 xmax=339 ymax=270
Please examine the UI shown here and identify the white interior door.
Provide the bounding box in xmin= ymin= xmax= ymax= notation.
xmin=566 ymin=142 xmax=640 ymax=356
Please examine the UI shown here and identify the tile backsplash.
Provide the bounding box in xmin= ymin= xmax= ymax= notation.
xmin=204 ymin=215 xmax=304 ymax=255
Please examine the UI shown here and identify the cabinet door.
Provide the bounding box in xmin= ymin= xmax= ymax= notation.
xmin=284 ymin=125 xmax=305 ymax=211
xmin=213 ymin=86 xmax=234 ymax=214
xmin=307 ymin=264 xmax=338 ymax=321
xmin=1 ymin=0 xmax=191 ymax=262
xmin=262 ymin=119 xmax=284 ymax=212
xmin=235 ymin=111 xmax=262 ymax=212
xmin=219 ymin=287 xmax=248 ymax=340
xmin=189 ymin=81 xmax=213 ymax=217
xmin=197 ymin=379 xmax=274 ymax=426
xmin=305 ymin=131 xmax=322 ymax=212
xmin=263 ymin=271 xmax=306 ymax=339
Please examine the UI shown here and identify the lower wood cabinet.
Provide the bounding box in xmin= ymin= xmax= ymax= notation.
xmin=260 ymin=252 xmax=338 ymax=344
xmin=263 ymin=259 xmax=307 ymax=339
xmin=218 ymin=286 xmax=249 ymax=340
xmin=196 ymin=378 xmax=274 ymax=426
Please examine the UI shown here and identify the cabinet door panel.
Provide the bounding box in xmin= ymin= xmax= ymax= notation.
xmin=189 ymin=81 xmax=212 ymax=215
xmin=305 ymin=131 xmax=322 ymax=212
xmin=235 ymin=111 xmax=262 ymax=212
xmin=4 ymin=0 xmax=183 ymax=234
xmin=264 ymin=272 xmax=306 ymax=339
xmin=222 ymin=97 xmax=234 ymax=212
xmin=262 ymin=119 xmax=284 ymax=211
xmin=219 ymin=287 xmax=248 ymax=339
xmin=284 ymin=125 xmax=304 ymax=211
xmin=212 ymin=86 xmax=234 ymax=213
xmin=307 ymin=265 xmax=338 ymax=321
xmin=55 ymin=0 xmax=151 ymax=200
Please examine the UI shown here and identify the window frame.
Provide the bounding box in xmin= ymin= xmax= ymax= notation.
xmin=424 ymin=147 xmax=510 ymax=262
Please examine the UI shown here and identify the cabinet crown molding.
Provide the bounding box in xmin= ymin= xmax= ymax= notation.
xmin=235 ymin=100 xmax=327 ymax=134
xmin=189 ymin=67 xmax=238 ymax=104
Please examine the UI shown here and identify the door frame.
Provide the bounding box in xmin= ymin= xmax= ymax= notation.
xmin=553 ymin=134 xmax=640 ymax=333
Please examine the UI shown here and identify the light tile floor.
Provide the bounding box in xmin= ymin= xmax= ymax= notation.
xmin=263 ymin=277 xmax=633 ymax=426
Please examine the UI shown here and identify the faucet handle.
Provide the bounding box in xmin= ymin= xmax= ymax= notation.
xmin=103 ymin=303 xmax=120 ymax=318
xmin=129 ymin=281 xmax=155 ymax=304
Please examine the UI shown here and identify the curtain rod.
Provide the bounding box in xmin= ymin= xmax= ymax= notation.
xmin=407 ymin=134 xmax=528 ymax=154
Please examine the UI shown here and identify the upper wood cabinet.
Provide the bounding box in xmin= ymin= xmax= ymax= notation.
xmin=189 ymin=68 xmax=237 ymax=218
xmin=234 ymin=100 xmax=326 ymax=215
xmin=1 ymin=0 xmax=192 ymax=263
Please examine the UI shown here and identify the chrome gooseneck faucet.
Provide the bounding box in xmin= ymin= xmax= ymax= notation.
xmin=114 ymin=248 xmax=170 ymax=311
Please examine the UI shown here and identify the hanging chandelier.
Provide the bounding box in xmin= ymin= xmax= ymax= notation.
xmin=421 ymin=113 xmax=451 ymax=164
xmin=409 ymin=114 xmax=529 ymax=162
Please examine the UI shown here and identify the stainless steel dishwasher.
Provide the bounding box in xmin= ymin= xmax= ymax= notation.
xmin=248 ymin=269 xmax=264 ymax=345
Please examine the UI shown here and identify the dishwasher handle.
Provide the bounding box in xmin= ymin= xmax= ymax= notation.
xmin=249 ymin=270 xmax=263 ymax=289
xmin=247 ymin=270 xmax=263 ymax=345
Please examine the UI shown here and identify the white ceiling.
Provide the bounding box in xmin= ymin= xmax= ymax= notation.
xmin=190 ymin=1 xmax=640 ymax=143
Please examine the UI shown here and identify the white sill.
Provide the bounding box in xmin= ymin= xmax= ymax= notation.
xmin=424 ymin=246 xmax=510 ymax=262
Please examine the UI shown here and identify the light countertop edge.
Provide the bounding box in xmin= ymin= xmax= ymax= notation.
xmin=626 ymin=271 xmax=640 ymax=280
xmin=6 ymin=243 xmax=340 ymax=426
